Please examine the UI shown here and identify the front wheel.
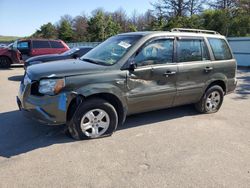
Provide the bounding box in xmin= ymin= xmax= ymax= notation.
xmin=0 ymin=57 xmax=11 ymax=68
xmin=195 ymin=85 xmax=224 ymax=113
xmin=68 ymin=98 xmax=118 ymax=140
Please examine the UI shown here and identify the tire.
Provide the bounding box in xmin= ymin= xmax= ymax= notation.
xmin=67 ymin=98 xmax=118 ymax=140
xmin=195 ymin=85 xmax=224 ymax=114
xmin=0 ymin=56 xmax=11 ymax=68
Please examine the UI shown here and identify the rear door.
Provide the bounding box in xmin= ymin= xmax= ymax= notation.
xmin=17 ymin=40 xmax=31 ymax=61
xmin=31 ymin=40 xmax=51 ymax=56
xmin=126 ymin=37 xmax=178 ymax=114
xmin=174 ymin=37 xmax=213 ymax=106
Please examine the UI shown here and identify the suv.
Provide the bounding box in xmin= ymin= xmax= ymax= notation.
xmin=0 ymin=39 xmax=69 ymax=68
xmin=17 ymin=28 xmax=237 ymax=140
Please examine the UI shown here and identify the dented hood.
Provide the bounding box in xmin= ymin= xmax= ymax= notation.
xmin=27 ymin=59 xmax=106 ymax=80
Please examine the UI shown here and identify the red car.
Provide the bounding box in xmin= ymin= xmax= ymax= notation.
xmin=0 ymin=39 xmax=69 ymax=68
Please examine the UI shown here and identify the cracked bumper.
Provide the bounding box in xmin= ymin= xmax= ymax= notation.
xmin=17 ymin=82 xmax=68 ymax=125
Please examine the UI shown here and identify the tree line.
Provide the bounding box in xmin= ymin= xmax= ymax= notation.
xmin=32 ymin=0 xmax=250 ymax=42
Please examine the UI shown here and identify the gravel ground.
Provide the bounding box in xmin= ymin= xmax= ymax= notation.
xmin=0 ymin=67 xmax=249 ymax=188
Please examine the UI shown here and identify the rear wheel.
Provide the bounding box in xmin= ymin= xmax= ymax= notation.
xmin=195 ymin=85 xmax=224 ymax=113
xmin=67 ymin=98 xmax=118 ymax=140
xmin=0 ymin=56 xmax=11 ymax=68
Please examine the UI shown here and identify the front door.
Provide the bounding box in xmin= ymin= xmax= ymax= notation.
xmin=126 ymin=38 xmax=178 ymax=114
xmin=17 ymin=40 xmax=31 ymax=61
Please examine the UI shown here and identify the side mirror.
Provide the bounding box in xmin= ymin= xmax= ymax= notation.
xmin=128 ymin=57 xmax=137 ymax=71
xmin=72 ymin=53 xmax=80 ymax=59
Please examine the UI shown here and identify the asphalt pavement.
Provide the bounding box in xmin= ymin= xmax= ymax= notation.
xmin=0 ymin=67 xmax=249 ymax=187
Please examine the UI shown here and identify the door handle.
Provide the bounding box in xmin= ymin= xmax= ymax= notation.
xmin=204 ymin=67 xmax=213 ymax=72
xmin=163 ymin=71 xmax=176 ymax=77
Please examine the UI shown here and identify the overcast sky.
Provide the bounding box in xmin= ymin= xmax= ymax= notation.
xmin=0 ymin=0 xmax=152 ymax=36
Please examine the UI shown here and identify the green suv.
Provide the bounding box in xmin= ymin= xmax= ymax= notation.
xmin=17 ymin=28 xmax=237 ymax=139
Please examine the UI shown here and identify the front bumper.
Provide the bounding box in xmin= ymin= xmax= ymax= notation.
xmin=17 ymin=81 xmax=69 ymax=125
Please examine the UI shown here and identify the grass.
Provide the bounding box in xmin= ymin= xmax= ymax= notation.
xmin=0 ymin=35 xmax=20 ymax=42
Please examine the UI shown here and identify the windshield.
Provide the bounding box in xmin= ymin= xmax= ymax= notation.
xmin=7 ymin=43 xmax=13 ymax=48
xmin=80 ymin=35 xmax=142 ymax=65
xmin=62 ymin=47 xmax=79 ymax=55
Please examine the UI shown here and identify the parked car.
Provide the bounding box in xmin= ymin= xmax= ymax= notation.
xmin=0 ymin=39 xmax=69 ymax=68
xmin=0 ymin=43 xmax=7 ymax=48
xmin=24 ymin=46 xmax=93 ymax=69
xmin=17 ymin=28 xmax=237 ymax=140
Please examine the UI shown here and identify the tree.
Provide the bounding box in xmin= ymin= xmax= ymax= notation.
xmin=202 ymin=10 xmax=231 ymax=36
xmin=165 ymin=14 xmax=203 ymax=30
xmin=238 ymin=0 xmax=250 ymax=13
xmin=112 ymin=8 xmax=128 ymax=32
xmin=73 ymin=14 xmax=89 ymax=41
xmin=33 ymin=22 xmax=57 ymax=39
xmin=127 ymin=24 xmax=138 ymax=32
xmin=31 ymin=2 xmax=250 ymax=40
xmin=229 ymin=12 xmax=250 ymax=36
xmin=87 ymin=9 xmax=106 ymax=41
xmin=187 ymin=0 xmax=204 ymax=15
xmin=59 ymin=14 xmax=74 ymax=25
xmin=208 ymin=0 xmax=237 ymax=10
xmin=151 ymin=0 xmax=189 ymax=18
xmin=58 ymin=20 xmax=74 ymax=42
xmin=105 ymin=15 xmax=121 ymax=38
xmin=143 ymin=10 xmax=157 ymax=30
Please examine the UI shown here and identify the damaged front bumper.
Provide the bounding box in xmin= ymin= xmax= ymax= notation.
xmin=17 ymin=80 xmax=70 ymax=125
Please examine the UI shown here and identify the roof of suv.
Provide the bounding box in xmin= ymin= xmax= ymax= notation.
xmin=17 ymin=39 xmax=64 ymax=42
xmin=118 ymin=28 xmax=225 ymax=39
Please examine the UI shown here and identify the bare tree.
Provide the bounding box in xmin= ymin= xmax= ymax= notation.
xmin=209 ymin=0 xmax=238 ymax=10
xmin=151 ymin=0 xmax=189 ymax=17
xmin=111 ymin=8 xmax=128 ymax=31
xmin=187 ymin=0 xmax=205 ymax=15
xmin=72 ymin=14 xmax=89 ymax=41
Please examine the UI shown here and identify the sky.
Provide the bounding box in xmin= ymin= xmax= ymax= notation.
xmin=0 ymin=0 xmax=152 ymax=37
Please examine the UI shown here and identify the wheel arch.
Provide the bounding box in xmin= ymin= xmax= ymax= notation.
xmin=0 ymin=55 xmax=12 ymax=64
xmin=66 ymin=92 xmax=127 ymax=127
xmin=205 ymin=80 xmax=226 ymax=94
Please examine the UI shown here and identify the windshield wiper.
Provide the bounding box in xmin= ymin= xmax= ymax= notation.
xmin=81 ymin=58 xmax=106 ymax=65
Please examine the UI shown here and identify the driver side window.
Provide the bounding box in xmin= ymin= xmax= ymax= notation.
xmin=134 ymin=39 xmax=174 ymax=67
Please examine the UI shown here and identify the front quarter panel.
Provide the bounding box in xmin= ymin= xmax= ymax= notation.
xmin=65 ymin=70 xmax=128 ymax=108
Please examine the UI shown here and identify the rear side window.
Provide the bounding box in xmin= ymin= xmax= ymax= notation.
xmin=177 ymin=39 xmax=210 ymax=62
xmin=208 ymin=38 xmax=232 ymax=60
xmin=50 ymin=41 xmax=65 ymax=48
xmin=32 ymin=41 xmax=50 ymax=48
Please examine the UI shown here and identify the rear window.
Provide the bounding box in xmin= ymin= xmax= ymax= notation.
xmin=208 ymin=38 xmax=232 ymax=60
xmin=50 ymin=41 xmax=65 ymax=48
xmin=32 ymin=41 xmax=50 ymax=48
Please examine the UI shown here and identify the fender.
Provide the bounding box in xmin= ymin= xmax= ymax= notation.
xmin=75 ymin=83 xmax=127 ymax=108
xmin=204 ymin=72 xmax=227 ymax=92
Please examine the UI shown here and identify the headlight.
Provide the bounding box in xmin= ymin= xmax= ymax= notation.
xmin=23 ymin=74 xmax=31 ymax=86
xmin=39 ymin=78 xmax=65 ymax=95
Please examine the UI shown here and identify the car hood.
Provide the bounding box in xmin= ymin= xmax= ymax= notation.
xmin=27 ymin=59 xmax=107 ymax=80
xmin=26 ymin=54 xmax=61 ymax=62
xmin=0 ymin=48 xmax=8 ymax=55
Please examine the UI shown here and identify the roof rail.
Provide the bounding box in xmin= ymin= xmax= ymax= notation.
xmin=171 ymin=28 xmax=220 ymax=35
